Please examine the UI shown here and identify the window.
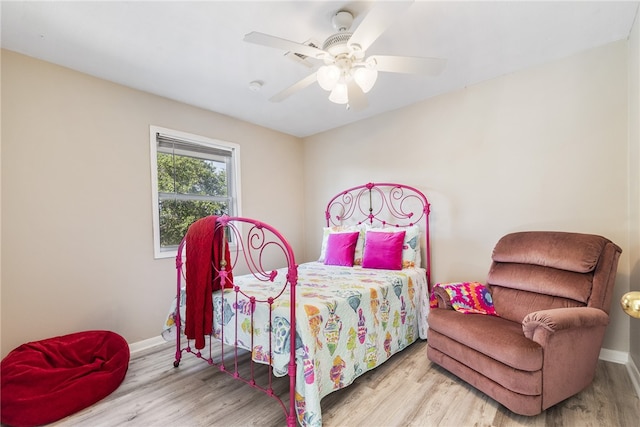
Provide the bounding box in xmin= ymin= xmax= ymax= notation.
xmin=150 ymin=126 xmax=241 ymax=258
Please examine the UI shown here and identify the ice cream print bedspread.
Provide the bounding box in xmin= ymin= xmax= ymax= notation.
xmin=163 ymin=261 xmax=429 ymax=426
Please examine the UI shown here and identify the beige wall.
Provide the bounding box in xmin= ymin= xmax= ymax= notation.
xmin=2 ymin=36 xmax=637 ymax=358
xmin=0 ymin=48 xmax=3 ymax=346
xmin=303 ymin=40 xmax=631 ymax=352
xmin=628 ymin=8 xmax=640 ymax=368
xmin=0 ymin=50 xmax=304 ymax=358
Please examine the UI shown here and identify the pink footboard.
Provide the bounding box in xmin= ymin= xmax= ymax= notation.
xmin=172 ymin=216 xmax=298 ymax=427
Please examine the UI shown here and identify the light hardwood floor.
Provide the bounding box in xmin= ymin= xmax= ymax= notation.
xmin=50 ymin=340 xmax=639 ymax=427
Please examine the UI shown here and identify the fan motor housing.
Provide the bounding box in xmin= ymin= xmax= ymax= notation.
xmin=322 ymin=32 xmax=353 ymax=55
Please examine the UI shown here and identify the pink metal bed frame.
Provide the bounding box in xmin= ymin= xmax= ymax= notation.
xmin=171 ymin=182 xmax=430 ymax=426
xmin=326 ymin=182 xmax=431 ymax=287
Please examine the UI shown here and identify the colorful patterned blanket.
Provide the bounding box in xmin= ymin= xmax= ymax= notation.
xmin=429 ymin=281 xmax=498 ymax=316
xmin=163 ymin=262 xmax=429 ymax=427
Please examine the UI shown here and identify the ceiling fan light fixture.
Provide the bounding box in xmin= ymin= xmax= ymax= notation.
xmin=244 ymin=3 xmax=447 ymax=108
xmin=328 ymin=82 xmax=349 ymax=104
xmin=317 ymin=64 xmax=341 ymax=91
xmin=353 ymin=67 xmax=378 ymax=93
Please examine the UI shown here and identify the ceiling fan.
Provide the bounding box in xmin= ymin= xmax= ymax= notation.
xmin=243 ymin=1 xmax=446 ymax=110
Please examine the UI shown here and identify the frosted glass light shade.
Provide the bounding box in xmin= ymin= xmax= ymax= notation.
xmin=354 ymin=67 xmax=378 ymax=93
xmin=328 ymin=83 xmax=348 ymax=104
xmin=317 ymin=65 xmax=340 ymax=91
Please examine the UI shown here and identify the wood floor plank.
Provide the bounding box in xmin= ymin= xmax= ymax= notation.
xmin=45 ymin=339 xmax=639 ymax=427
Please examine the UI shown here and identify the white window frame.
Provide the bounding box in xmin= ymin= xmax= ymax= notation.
xmin=149 ymin=125 xmax=242 ymax=259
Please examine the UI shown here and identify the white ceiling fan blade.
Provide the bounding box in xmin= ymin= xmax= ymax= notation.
xmin=347 ymin=1 xmax=413 ymax=52
xmin=269 ymin=72 xmax=318 ymax=103
xmin=244 ymin=32 xmax=327 ymax=59
xmin=346 ymin=79 xmax=368 ymax=111
xmin=369 ymin=55 xmax=447 ymax=76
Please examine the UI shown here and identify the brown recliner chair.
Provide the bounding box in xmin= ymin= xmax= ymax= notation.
xmin=427 ymin=231 xmax=622 ymax=416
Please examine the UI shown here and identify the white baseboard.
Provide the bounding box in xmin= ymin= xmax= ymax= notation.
xmin=128 ymin=335 xmax=167 ymax=354
xmin=599 ymin=347 xmax=629 ymax=364
xmin=626 ymin=355 xmax=640 ymax=398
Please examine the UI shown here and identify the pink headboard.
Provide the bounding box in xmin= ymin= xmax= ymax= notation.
xmin=325 ymin=182 xmax=431 ymax=288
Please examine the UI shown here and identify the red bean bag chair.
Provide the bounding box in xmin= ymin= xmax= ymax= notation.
xmin=1 ymin=330 xmax=129 ymax=427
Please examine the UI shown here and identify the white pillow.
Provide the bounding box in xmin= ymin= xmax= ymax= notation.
xmin=318 ymin=225 xmax=366 ymax=264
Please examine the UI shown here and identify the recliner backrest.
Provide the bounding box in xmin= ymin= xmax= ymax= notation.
xmin=486 ymin=231 xmax=622 ymax=323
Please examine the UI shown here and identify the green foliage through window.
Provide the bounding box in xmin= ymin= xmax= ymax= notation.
xmin=157 ymin=153 xmax=228 ymax=196
xmin=158 ymin=199 xmax=228 ymax=247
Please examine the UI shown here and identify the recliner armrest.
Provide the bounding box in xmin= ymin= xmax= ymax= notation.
xmin=431 ymin=285 xmax=454 ymax=310
xmin=522 ymin=307 xmax=609 ymax=342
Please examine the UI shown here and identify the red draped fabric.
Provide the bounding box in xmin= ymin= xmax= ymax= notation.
xmin=184 ymin=216 xmax=233 ymax=349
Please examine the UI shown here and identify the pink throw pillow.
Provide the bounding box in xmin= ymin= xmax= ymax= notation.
xmin=362 ymin=230 xmax=406 ymax=270
xmin=324 ymin=232 xmax=360 ymax=266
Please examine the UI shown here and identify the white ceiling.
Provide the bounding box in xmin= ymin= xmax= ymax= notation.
xmin=2 ymin=1 xmax=638 ymax=137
